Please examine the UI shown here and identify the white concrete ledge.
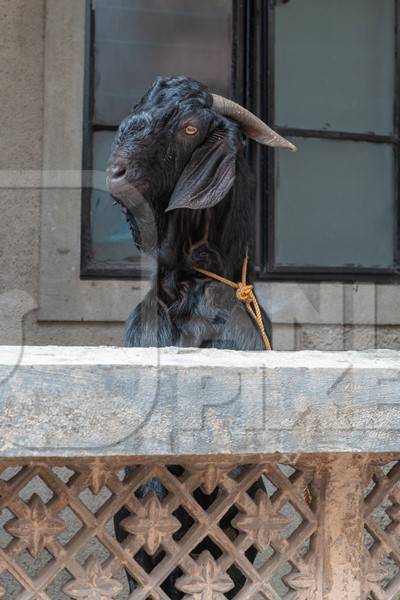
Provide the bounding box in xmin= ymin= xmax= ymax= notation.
xmin=0 ymin=346 xmax=399 ymax=457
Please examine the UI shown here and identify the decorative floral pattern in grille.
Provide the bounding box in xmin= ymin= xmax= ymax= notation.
xmin=363 ymin=460 xmax=400 ymax=600
xmin=0 ymin=459 xmax=318 ymax=599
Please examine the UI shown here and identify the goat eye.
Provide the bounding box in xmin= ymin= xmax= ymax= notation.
xmin=185 ymin=125 xmax=198 ymax=136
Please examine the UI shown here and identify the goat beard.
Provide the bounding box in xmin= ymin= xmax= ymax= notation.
xmin=114 ymin=186 xmax=159 ymax=253
xmin=113 ymin=185 xmax=146 ymax=213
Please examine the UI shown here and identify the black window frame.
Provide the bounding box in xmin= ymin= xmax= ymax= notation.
xmin=259 ymin=0 xmax=400 ymax=282
xmin=80 ymin=0 xmax=246 ymax=279
xmin=81 ymin=0 xmax=400 ymax=282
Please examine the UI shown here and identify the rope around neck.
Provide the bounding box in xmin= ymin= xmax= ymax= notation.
xmin=194 ymin=253 xmax=271 ymax=351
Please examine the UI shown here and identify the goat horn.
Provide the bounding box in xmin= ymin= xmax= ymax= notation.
xmin=211 ymin=94 xmax=297 ymax=152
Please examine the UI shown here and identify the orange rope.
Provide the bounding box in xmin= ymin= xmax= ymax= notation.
xmin=194 ymin=253 xmax=272 ymax=351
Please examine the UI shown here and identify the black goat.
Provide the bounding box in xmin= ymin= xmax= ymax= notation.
xmin=107 ymin=76 xmax=295 ymax=595
xmin=107 ymin=75 xmax=295 ymax=351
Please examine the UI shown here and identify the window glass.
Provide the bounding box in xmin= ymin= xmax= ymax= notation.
xmin=91 ymin=131 xmax=138 ymax=263
xmin=94 ymin=0 xmax=232 ymax=125
xmin=88 ymin=0 xmax=233 ymax=269
xmin=274 ymin=0 xmax=395 ymax=134
xmin=275 ymin=138 xmax=395 ymax=268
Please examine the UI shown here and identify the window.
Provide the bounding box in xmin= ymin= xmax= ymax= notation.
xmin=263 ymin=0 xmax=399 ymax=280
xmin=81 ymin=0 xmax=236 ymax=277
xmin=82 ymin=0 xmax=399 ymax=281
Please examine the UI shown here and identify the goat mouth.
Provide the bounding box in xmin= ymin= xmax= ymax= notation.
xmin=107 ymin=180 xmax=147 ymax=213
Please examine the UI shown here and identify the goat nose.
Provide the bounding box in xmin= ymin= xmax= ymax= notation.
xmin=109 ymin=158 xmax=128 ymax=181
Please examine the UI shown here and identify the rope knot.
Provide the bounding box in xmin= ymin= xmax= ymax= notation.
xmin=194 ymin=251 xmax=271 ymax=350
xmin=236 ymin=283 xmax=253 ymax=302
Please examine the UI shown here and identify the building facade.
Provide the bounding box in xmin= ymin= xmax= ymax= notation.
xmin=1 ymin=0 xmax=399 ymax=351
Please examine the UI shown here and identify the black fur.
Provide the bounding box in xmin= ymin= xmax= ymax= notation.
xmin=107 ymin=75 xmax=272 ymax=350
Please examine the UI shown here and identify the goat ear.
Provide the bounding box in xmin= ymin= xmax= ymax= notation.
xmin=166 ymin=130 xmax=237 ymax=211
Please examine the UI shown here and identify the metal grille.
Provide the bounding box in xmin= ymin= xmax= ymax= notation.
xmin=0 ymin=459 xmax=318 ymax=599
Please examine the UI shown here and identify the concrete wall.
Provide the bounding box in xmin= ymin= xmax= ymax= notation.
xmin=0 ymin=0 xmax=124 ymax=347
xmin=1 ymin=346 xmax=400 ymax=456
xmin=0 ymin=0 xmax=399 ymax=351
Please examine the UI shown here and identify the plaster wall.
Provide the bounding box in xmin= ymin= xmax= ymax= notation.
xmin=0 ymin=0 xmax=125 ymax=347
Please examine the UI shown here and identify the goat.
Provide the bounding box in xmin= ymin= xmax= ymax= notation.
xmin=106 ymin=76 xmax=295 ymax=595
xmin=107 ymin=75 xmax=295 ymax=351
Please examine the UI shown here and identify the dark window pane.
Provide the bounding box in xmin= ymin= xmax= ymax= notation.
xmin=94 ymin=0 xmax=232 ymax=125
xmin=90 ymin=131 xmax=139 ymax=263
xmin=89 ymin=0 xmax=233 ymax=268
xmin=274 ymin=0 xmax=395 ymax=134
xmin=274 ymin=138 xmax=395 ymax=268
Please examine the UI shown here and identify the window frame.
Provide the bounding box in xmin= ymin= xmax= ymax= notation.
xmin=81 ymin=0 xmax=400 ymax=283
xmin=80 ymin=0 xmax=247 ymax=279
xmin=38 ymin=0 xmax=400 ymax=330
xmin=258 ymin=0 xmax=400 ymax=282
xmin=80 ymin=0 xmax=134 ymax=278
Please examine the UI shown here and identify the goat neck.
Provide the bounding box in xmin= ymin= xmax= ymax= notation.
xmin=158 ymin=151 xmax=255 ymax=284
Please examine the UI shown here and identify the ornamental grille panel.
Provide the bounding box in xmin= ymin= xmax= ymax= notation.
xmin=0 ymin=459 xmax=318 ymax=600
xmin=0 ymin=457 xmax=399 ymax=599
xmin=364 ymin=460 xmax=400 ymax=600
